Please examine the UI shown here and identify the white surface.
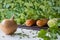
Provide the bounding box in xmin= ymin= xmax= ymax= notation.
xmin=0 ymin=28 xmax=60 ymax=40
xmin=0 ymin=28 xmax=41 ymax=40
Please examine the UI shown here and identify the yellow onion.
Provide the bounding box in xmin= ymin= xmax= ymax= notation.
xmin=0 ymin=16 xmax=18 ymax=35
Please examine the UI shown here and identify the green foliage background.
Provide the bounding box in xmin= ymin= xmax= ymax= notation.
xmin=0 ymin=0 xmax=60 ymax=24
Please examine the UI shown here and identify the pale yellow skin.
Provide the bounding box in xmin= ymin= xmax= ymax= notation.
xmin=0 ymin=19 xmax=18 ymax=35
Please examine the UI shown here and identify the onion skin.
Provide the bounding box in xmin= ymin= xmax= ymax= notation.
xmin=0 ymin=16 xmax=18 ymax=35
xmin=36 ymin=19 xmax=48 ymax=27
xmin=25 ymin=19 xmax=36 ymax=27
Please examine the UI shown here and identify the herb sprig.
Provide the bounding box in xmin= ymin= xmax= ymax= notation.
xmin=38 ymin=18 xmax=60 ymax=40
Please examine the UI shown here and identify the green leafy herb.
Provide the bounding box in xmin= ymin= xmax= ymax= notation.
xmin=0 ymin=0 xmax=60 ymax=24
xmin=38 ymin=18 xmax=60 ymax=40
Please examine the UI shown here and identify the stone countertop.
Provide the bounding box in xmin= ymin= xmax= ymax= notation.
xmin=0 ymin=28 xmax=41 ymax=40
xmin=0 ymin=28 xmax=60 ymax=40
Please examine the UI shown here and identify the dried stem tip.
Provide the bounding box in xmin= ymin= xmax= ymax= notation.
xmin=10 ymin=15 xmax=15 ymax=20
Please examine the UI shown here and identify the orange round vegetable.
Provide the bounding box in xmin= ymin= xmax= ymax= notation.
xmin=36 ymin=19 xmax=48 ymax=27
xmin=25 ymin=19 xmax=35 ymax=26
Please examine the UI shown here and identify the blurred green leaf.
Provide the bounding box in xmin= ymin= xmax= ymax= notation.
xmin=38 ymin=29 xmax=47 ymax=38
xmin=0 ymin=0 xmax=60 ymax=24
